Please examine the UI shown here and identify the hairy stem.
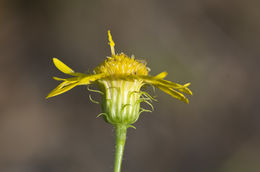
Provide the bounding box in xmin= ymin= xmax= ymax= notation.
xmin=114 ymin=124 xmax=127 ymax=172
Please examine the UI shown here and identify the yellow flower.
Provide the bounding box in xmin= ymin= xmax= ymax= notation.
xmin=46 ymin=30 xmax=192 ymax=125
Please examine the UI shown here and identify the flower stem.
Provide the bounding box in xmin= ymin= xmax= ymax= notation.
xmin=114 ymin=124 xmax=127 ymax=172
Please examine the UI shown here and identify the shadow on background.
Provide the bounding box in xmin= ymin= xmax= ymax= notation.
xmin=0 ymin=0 xmax=260 ymax=171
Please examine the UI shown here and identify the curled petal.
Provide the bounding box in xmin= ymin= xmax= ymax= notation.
xmin=47 ymin=74 xmax=105 ymax=99
xmin=156 ymin=85 xmax=189 ymax=104
xmin=141 ymin=75 xmax=192 ymax=95
xmin=178 ymin=83 xmax=192 ymax=95
xmin=46 ymin=81 xmax=78 ymax=99
xmin=158 ymin=80 xmax=192 ymax=95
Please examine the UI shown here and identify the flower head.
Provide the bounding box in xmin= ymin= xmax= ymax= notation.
xmin=47 ymin=31 xmax=192 ymax=126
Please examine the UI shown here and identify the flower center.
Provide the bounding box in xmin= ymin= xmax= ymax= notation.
xmin=94 ymin=54 xmax=149 ymax=76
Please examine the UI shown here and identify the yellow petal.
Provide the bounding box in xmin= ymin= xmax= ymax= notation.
xmin=52 ymin=58 xmax=83 ymax=77
xmin=108 ymin=30 xmax=115 ymax=55
xmin=46 ymin=81 xmax=79 ymax=99
xmin=141 ymin=76 xmax=192 ymax=95
xmin=163 ymin=80 xmax=192 ymax=95
xmin=53 ymin=76 xmax=65 ymax=81
xmin=178 ymin=83 xmax=193 ymax=95
xmin=47 ymin=74 xmax=98 ymax=99
xmin=53 ymin=76 xmax=85 ymax=82
xmin=53 ymin=58 xmax=75 ymax=74
xmin=79 ymin=73 xmax=105 ymax=85
xmin=157 ymin=85 xmax=189 ymax=104
xmin=154 ymin=71 xmax=168 ymax=79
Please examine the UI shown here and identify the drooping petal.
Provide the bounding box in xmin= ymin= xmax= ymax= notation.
xmin=46 ymin=81 xmax=79 ymax=99
xmin=159 ymin=79 xmax=192 ymax=95
xmin=140 ymin=75 xmax=192 ymax=95
xmin=53 ymin=58 xmax=83 ymax=76
xmin=156 ymin=85 xmax=189 ymax=104
xmin=177 ymin=83 xmax=193 ymax=95
xmin=47 ymin=73 xmax=105 ymax=99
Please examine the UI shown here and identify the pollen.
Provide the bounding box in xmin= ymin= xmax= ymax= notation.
xmin=94 ymin=53 xmax=149 ymax=76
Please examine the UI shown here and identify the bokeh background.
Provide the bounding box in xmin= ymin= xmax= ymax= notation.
xmin=1 ymin=0 xmax=260 ymax=171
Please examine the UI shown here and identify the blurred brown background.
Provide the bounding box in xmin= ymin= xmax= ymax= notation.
xmin=1 ymin=0 xmax=260 ymax=171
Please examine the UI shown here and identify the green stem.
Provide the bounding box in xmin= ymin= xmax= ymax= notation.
xmin=114 ymin=124 xmax=127 ymax=172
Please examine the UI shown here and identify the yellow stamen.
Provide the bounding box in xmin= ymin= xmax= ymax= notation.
xmin=108 ymin=30 xmax=115 ymax=55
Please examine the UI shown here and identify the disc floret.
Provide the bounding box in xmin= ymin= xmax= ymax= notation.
xmin=94 ymin=53 xmax=149 ymax=76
